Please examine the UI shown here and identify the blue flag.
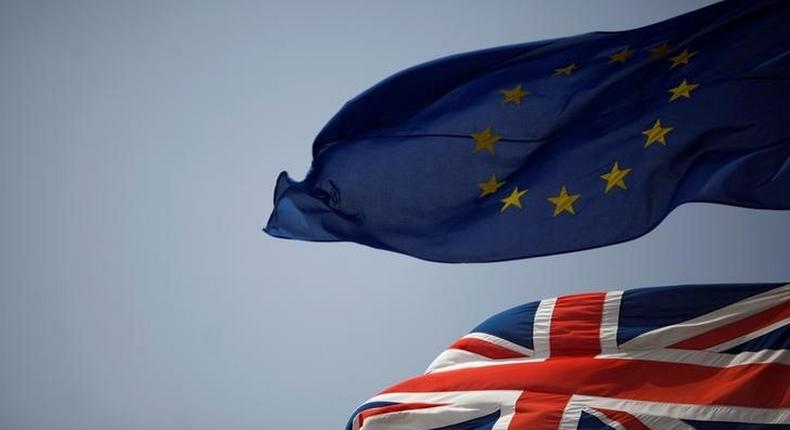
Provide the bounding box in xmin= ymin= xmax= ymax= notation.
xmin=264 ymin=0 xmax=790 ymax=263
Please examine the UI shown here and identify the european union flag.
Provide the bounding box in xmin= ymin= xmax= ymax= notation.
xmin=264 ymin=0 xmax=790 ymax=263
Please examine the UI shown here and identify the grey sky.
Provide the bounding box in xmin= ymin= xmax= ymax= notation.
xmin=1 ymin=1 xmax=788 ymax=429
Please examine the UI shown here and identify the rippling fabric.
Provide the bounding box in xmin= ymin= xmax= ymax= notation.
xmin=346 ymin=283 xmax=789 ymax=429
xmin=265 ymin=0 xmax=790 ymax=262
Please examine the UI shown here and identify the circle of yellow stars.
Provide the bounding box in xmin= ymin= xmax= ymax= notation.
xmin=469 ymin=41 xmax=701 ymax=216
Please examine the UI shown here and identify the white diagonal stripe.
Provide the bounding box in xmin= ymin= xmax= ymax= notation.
xmin=568 ymin=394 xmax=790 ymax=424
xmin=426 ymin=349 xmax=491 ymax=374
xmin=463 ymin=332 xmax=534 ymax=356
xmin=707 ymin=317 xmax=789 ymax=352
xmin=637 ymin=414 xmax=698 ymax=430
xmin=363 ymin=391 xmax=522 ymax=430
xmin=582 ymin=408 xmax=630 ymax=430
xmin=620 ymin=284 xmax=790 ymax=350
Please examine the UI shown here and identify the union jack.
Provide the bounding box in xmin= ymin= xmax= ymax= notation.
xmin=347 ymin=283 xmax=790 ymax=429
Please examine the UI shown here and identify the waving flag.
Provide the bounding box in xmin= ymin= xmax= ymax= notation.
xmin=264 ymin=0 xmax=790 ymax=262
xmin=346 ymin=283 xmax=790 ymax=430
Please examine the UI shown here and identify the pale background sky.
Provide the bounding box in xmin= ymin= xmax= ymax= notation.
xmin=1 ymin=1 xmax=788 ymax=429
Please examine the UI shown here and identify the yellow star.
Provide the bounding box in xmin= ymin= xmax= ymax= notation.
xmin=553 ymin=63 xmax=578 ymax=76
xmin=547 ymin=186 xmax=581 ymax=216
xmin=642 ymin=119 xmax=673 ymax=148
xmin=600 ymin=162 xmax=632 ymax=193
xmin=478 ymin=174 xmax=506 ymax=198
xmin=500 ymin=187 xmax=528 ymax=212
xmin=608 ymin=46 xmax=634 ymax=64
xmin=500 ymin=84 xmax=529 ymax=105
xmin=668 ymin=79 xmax=699 ymax=102
xmin=668 ymin=49 xmax=698 ymax=69
xmin=471 ymin=126 xmax=502 ymax=154
xmin=648 ymin=41 xmax=671 ymax=59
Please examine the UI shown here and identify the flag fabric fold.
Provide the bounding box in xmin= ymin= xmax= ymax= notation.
xmin=264 ymin=0 xmax=790 ymax=262
xmin=346 ymin=282 xmax=790 ymax=430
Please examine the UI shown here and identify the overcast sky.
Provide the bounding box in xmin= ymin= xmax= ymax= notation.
xmin=1 ymin=1 xmax=788 ymax=429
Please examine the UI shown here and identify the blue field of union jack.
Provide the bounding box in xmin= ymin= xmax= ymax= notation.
xmin=346 ymin=283 xmax=790 ymax=430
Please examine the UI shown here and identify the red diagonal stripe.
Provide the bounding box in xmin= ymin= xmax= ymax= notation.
xmin=358 ymin=402 xmax=443 ymax=427
xmin=594 ymin=408 xmax=651 ymax=430
xmin=550 ymin=292 xmax=607 ymax=357
xmin=449 ymin=337 xmax=527 ymax=359
xmin=671 ymin=302 xmax=790 ymax=350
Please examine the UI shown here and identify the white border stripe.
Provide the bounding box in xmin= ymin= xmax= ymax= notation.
xmin=558 ymin=397 xmax=583 ymax=430
xmin=600 ymin=290 xmax=624 ymax=354
xmin=532 ymin=298 xmax=556 ymax=359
